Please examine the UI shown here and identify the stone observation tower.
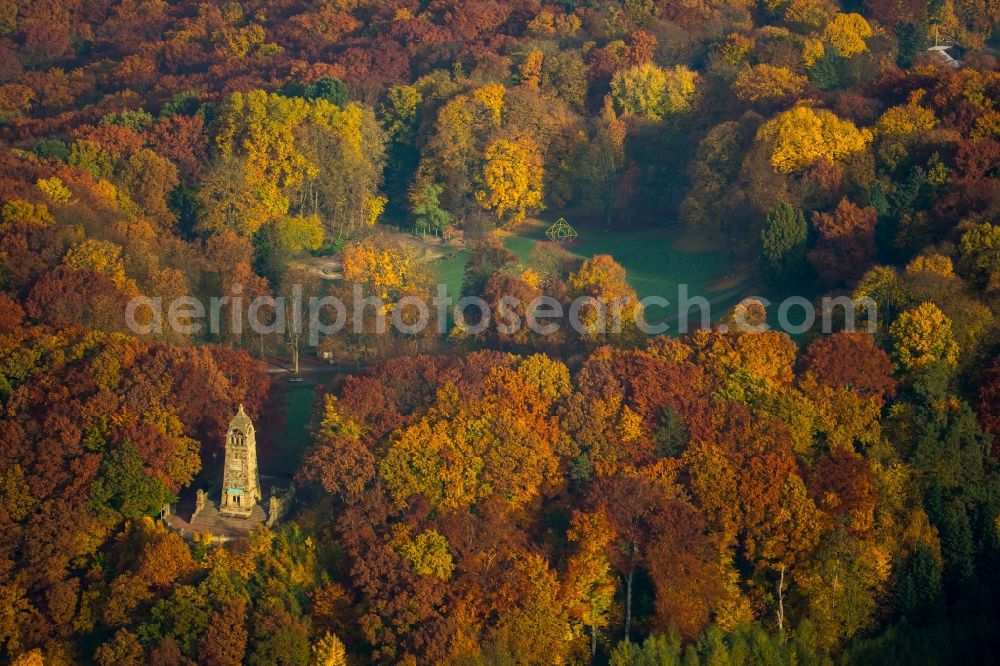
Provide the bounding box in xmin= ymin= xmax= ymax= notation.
xmin=219 ymin=404 xmax=262 ymax=518
xmin=161 ymin=403 xmax=294 ymax=539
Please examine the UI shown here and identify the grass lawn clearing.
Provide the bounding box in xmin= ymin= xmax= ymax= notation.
xmin=427 ymin=220 xmax=755 ymax=328
xmin=436 ymin=247 xmax=472 ymax=300
xmin=261 ymin=384 xmax=317 ymax=477
xmin=506 ymin=222 xmax=743 ymax=323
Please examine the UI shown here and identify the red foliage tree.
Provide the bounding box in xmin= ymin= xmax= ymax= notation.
xmin=808 ymin=198 xmax=878 ymax=288
xmin=799 ymin=331 xmax=897 ymax=401
xmin=979 ymin=358 xmax=1000 ymax=456
xmin=25 ymin=267 xmax=129 ymax=331
xmin=147 ymin=114 xmax=208 ymax=178
xmin=808 ymin=448 xmax=878 ymax=536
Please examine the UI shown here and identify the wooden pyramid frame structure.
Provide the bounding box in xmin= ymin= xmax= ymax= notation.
xmin=545 ymin=218 xmax=578 ymax=243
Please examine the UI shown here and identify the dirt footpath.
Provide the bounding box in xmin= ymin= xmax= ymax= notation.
xmin=288 ymin=227 xmax=467 ymax=281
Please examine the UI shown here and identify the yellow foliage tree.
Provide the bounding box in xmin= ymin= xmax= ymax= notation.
xmin=889 ymin=301 xmax=960 ymax=371
xmin=563 ymin=509 xmax=616 ymax=657
xmin=520 ymin=49 xmax=544 ymax=87
xmin=390 ymin=526 xmax=455 ymax=580
xmin=875 ymin=91 xmax=938 ymax=136
xmin=528 ymin=9 xmax=556 ymax=34
xmin=472 ymin=82 xmax=506 ymax=125
xmin=927 ymin=0 xmax=962 ymax=45
xmin=432 ymin=95 xmax=476 ymax=170
xmin=63 ymin=239 xmax=133 ymax=291
xmin=379 ymin=368 xmax=561 ymax=511
xmin=475 ymin=137 xmax=544 ymax=226
xmin=720 ymin=33 xmax=754 ymax=67
xmin=363 ymin=193 xmax=387 ymax=227
xmin=341 ymin=234 xmax=418 ymax=301
xmin=69 ymin=139 xmax=114 ymax=181
xmin=275 ymin=214 xmax=324 ymax=252
xmin=517 ymin=353 xmax=571 ymax=401
xmin=783 ymin=0 xmax=837 ymax=29
xmin=304 ymin=100 xmax=387 ymax=239
xmin=35 ymin=176 xmax=72 ymax=204
xmin=204 ymin=90 xmax=385 ymax=240
xmin=906 ymin=254 xmax=954 ymax=276
xmin=379 ymin=409 xmax=483 ymax=509
xmin=611 ymin=63 xmax=698 ymax=120
xmin=10 ymin=650 xmax=43 ymax=666
xmin=691 ymin=328 xmax=799 ymax=386
xmin=213 ymin=22 xmax=266 ymax=58
xmin=662 ymin=65 xmax=699 ymax=114
xmin=493 ymin=553 xmax=575 ymax=664
xmin=311 ymin=632 xmax=348 ymax=666
xmin=198 ymin=157 xmax=277 ymax=236
xmin=555 ymin=12 xmax=582 ymax=36
xmin=0 ymin=199 xmax=53 ymax=226
xmin=567 ymin=254 xmax=642 ymax=344
xmin=803 ymin=37 xmax=825 ymax=67
xmin=756 ymin=105 xmax=873 ymax=173
xmin=214 ymin=89 xmax=313 ymax=217
xmin=733 ymin=64 xmax=808 ymax=104
xmin=823 ymin=12 xmax=873 ymax=57
xmin=384 ymin=84 xmax=422 ymax=139
xmin=0 ymin=83 xmax=34 ymax=124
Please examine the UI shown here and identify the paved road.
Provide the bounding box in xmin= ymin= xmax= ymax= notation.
xmin=265 ymin=354 xmax=364 ymax=385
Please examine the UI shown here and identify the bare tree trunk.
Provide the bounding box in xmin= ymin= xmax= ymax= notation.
xmin=777 ymin=564 xmax=785 ymax=635
xmin=625 ymin=568 xmax=634 ymax=642
xmin=590 ymin=623 xmax=597 ymax=659
xmin=291 ymin=339 xmax=299 ymax=374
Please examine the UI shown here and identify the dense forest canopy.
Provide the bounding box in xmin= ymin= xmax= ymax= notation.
xmin=1 ymin=0 xmax=1000 ymax=664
